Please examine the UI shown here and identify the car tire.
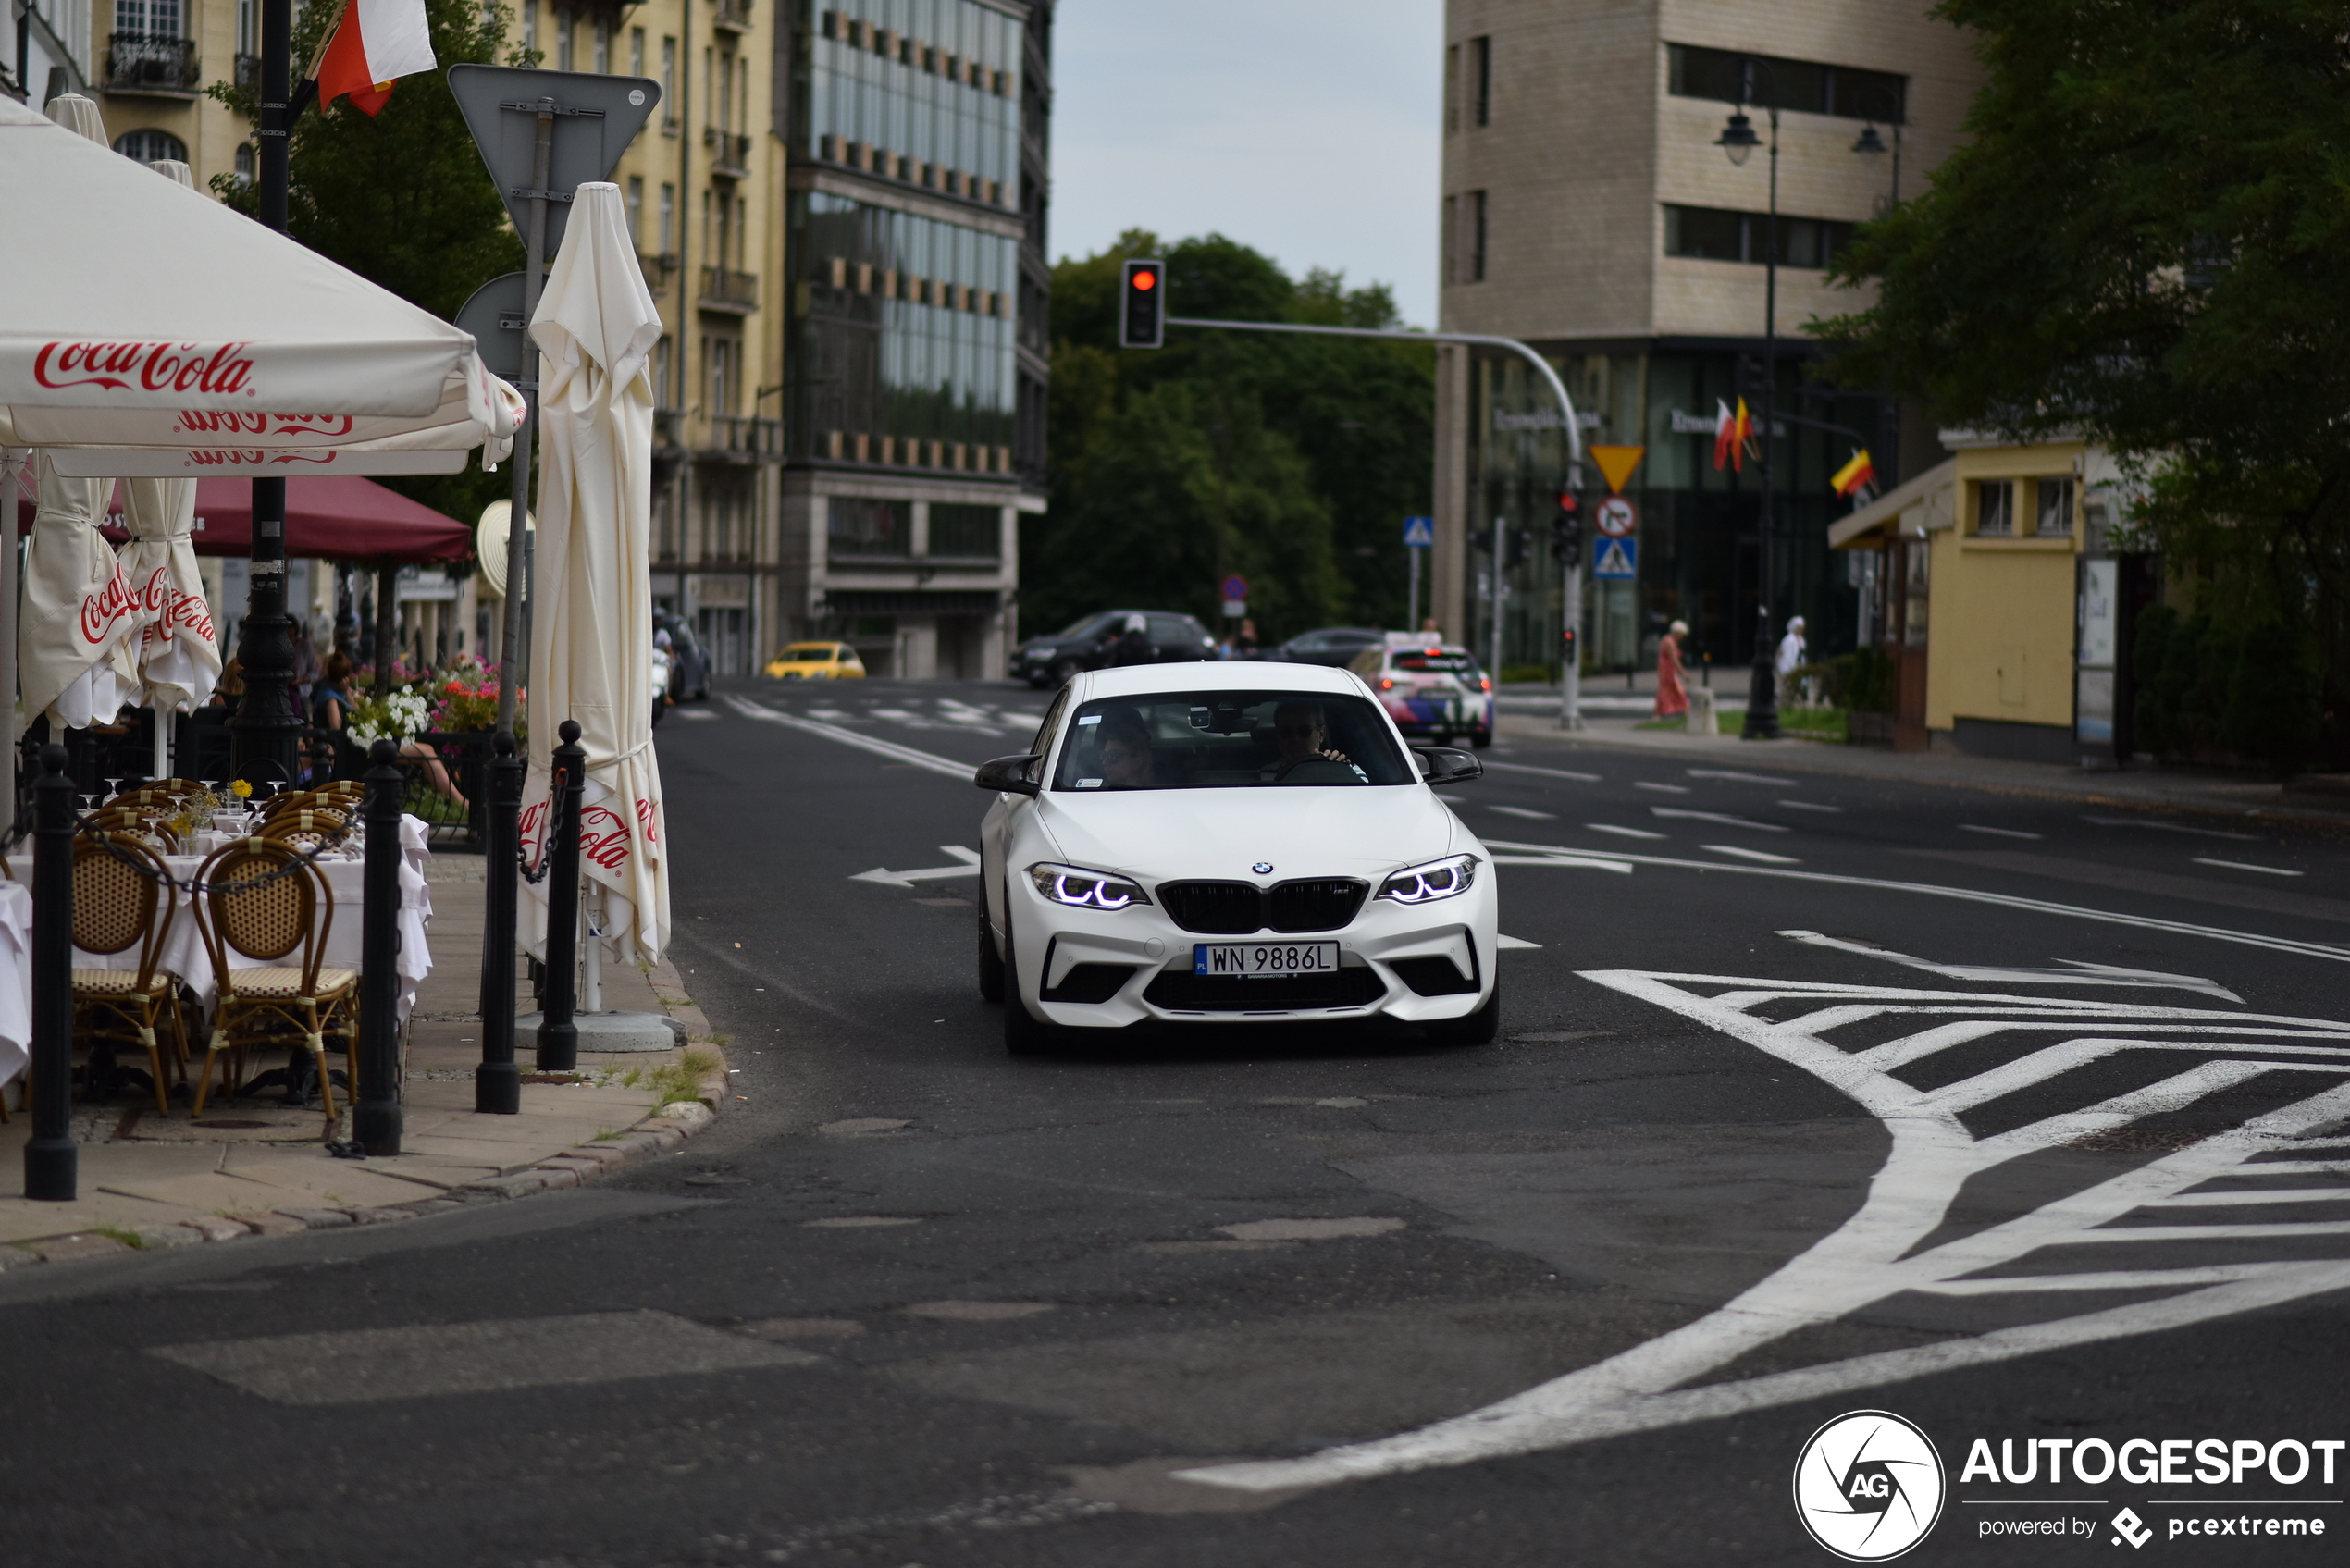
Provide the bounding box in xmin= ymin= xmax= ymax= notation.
xmin=1471 ymin=729 xmax=1492 ymax=750
xmin=1425 ymin=976 xmax=1500 ymax=1046
xmin=977 ymin=904 xmax=1005 ymax=1003
xmin=999 ymin=920 xmax=1062 ymax=1055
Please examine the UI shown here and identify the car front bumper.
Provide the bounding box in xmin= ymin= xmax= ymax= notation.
xmin=1007 ymin=868 xmax=1496 ymax=1030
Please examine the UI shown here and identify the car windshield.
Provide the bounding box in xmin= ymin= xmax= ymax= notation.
xmin=1055 ymin=612 xmax=1117 ymax=638
xmin=1392 ymin=651 xmax=1477 ymax=675
xmin=780 ymin=645 xmax=834 ymax=660
xmin=1050 ymin=691 xmax=1414 ymax=791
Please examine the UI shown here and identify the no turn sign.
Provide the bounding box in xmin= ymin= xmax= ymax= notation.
xmin=1595 ymin=496 xmax=1638 ymax=537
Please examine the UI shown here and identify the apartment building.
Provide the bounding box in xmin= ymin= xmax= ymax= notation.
xmin=1434 ymin=1 xmax=1983 ymax=674
xmin=22 ymin=0 xmax=1051 ymax=682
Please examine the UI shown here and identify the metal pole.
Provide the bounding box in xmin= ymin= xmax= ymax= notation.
xmin=1406 ymin=544 xmax=1420 ymax=632
xmin=1742 ymin=95 xmax=1784 ymax=742
xmin=375 ymin=561 xmax=398 ymax=692
xmin=229 ymin=0 xmax=298 ymax=795
xmin=352 ymin=737 xmax=404 ymax=1154
xmin=534 ymin=720 xmax=584 ymax=1072
xmin=22 ymin=745 xmax=74 ymax=1200
xmin=1 ymin=450 xmax=20 ymax=824
xmin=1489 ymin=525 xmax=1503 ymax=702
xmin=1560 ymin=557 xmax=1583 ymax=731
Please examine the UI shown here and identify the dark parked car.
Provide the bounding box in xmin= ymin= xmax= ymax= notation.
xmin=1014 ymin=611 xmax=1217 ymax=688
xmin=1269 ymin=625 xmax=1387 ymax=668
xmin=656 ymin=612 xmax=711 ymax=700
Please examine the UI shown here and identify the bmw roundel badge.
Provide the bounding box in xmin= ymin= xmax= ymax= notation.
xmin=1252 ymin=862 xmax=1274 ymax=875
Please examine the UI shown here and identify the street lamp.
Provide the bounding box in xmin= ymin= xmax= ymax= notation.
xmin=1849 ymin=85 xmax=1904 ymax=216
xmin=1717 ymin=61 xmax=1782 ymax=742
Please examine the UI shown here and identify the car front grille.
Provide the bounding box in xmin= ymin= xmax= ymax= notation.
xmin=1144 ymin=966 xmax=1387 ymax=1012
xmin=1156 ymin=879 xmax=1368 ymax=934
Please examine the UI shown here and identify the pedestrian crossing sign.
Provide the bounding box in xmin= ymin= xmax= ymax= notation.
xmin=1403 ymin=514 xmax=1434 ymax=548
xmin=1592 ymin=537 xmax=1638 ymax=579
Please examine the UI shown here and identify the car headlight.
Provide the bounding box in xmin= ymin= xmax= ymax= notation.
xmin=1378 ymin=853 xmax=1479 ymax=905
xmin=1027 ymin=862 xmax=1151 ymax=910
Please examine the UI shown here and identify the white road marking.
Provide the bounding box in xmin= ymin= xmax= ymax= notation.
xmin=1496 ymin=934 xmax=1540 ymax=949
xmin=1778 ymin=929 xmax=2242 ymax=1002
xmin=1582 ymin=823 xmax=1665 ymax=840
xmin=671 ymin=709 xmax=719 ymax=722
xmin=1775 ymin=799 xmax=1840 ymax=813
xmin=1960 ymin=824 xmax=2043 ymax=840
xmin=2194 ymin=858 xmax=2305 ymax=878
xmin=1179 ymin=977 xmax=2350 ymax=1493
xmin=1701 ymin=844 xmax=1800 ymax=864
xmin=2083 ymin=814 xmax=2258 ymax=842
xmin=1687 ymin=768 xmax=1794 ymax=785
xmin=1650 ymin=807 xmax=1789 ymax=833
xmin=1484 ymin=804 xmax=1556 ymax=820
xmin=1483 ymin=761 xmax=1604 ymax=782
xmin=1472 ymin=837 xmax=2350 ymax=966
xmin=1490 ymin=854 xmax=1633 ymax=874
xmin=1633 ymin=781 xmax=1691 ymax=794
xmin=807 ymin=709 xmax=852 ymax=722
xmin=725 ymin=697 xmax=974 ymax=779
xmin=849 ymin=846 xmax=983 ymax=887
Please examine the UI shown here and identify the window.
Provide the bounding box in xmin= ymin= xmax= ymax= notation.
xmin=1974 ymin=480 xmax=2013 ymax=537
xmin=653 ymin=336 xmax=674 ymax=407
xmin=520 ymin=0 xmax=536 ymax=56
xmin=115 ymin=0 xmax=181 ymax=36
xmin=658 ymin=182 xmax=675 ymax=253
xmin=707 ymin=336 xmax=732 ymax=414
xmin=555 ymin=8 xmax=572 ymax=70
xmin=828 ymin=497 xmax=911 ymax=557
xmin=236 ymin=0 xmax=254 ymax=52
xmin=593 ymin=18 xmax=609 ymax=72
xmin=1470 ymin=190 xmax=1488 ymax=281
xmin=661 ymin=37 xmax=676 ymax=126
xmin=625 ymin=176 xmax=644 ymax=247
xmin=1666 ymin=43 xmax=1906 ymax=123
xmin=2035 ymin=477 xmax=2073 ymax=537
xmin=1443 ymin=43 xmax=1458 ymax=132
xmin=928 ymin=503 xmax=999 ymax=560
xmin=1441 ymin=194 xmax=1457 ymax=282
xmin=1471 ymin=34 xmax=1491 ymax=126
xmin=233 ymin=142 xmax=254 ymax=183
xmin=114 ymin=129 xmax=187 ymax=164
xmin=1663 ymin=204 xmax=1856 ymax=268
xmin=629 ymin=26 xmax=644 ymax=76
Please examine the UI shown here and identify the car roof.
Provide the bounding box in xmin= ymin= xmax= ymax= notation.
xmin=1079 ymin=661 xmax=1366 ymax=701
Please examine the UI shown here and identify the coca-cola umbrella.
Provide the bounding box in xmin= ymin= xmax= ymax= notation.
xmin=19 ymin=452 xmax=141 ymax=735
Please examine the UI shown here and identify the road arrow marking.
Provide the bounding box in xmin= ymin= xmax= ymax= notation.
xmin=849 ymin=846 xmax=982 ymax=887
xmin=1778 ymin=929 xmax=2243 ymax=1002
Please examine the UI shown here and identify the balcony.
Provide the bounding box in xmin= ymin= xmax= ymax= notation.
xmin=105 ymin=32 xmax=201 ymax=95
xmin=654 ymin=408 xmax=686 ymax=452
xmin=710 ymin=414 xmax=783 ymax=463
xmin=711 ymin=0 xmax=752 ymax=32
xmin=703 ymin=127 xmax=750 ymax=179
xmin=699 ymin=266 xmax=759 ymax=315
xmin=234 ymin=52 xmax=260 ymax=90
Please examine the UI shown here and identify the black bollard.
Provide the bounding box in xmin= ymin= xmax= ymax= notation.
xmin=23 ymin=745 xmax=76 ymax=1201
xmin=476 ymin=732 xmax=523 ymax=1115
xmin=535 ymin=721 xmax=585 ymax=1073
xmin=352 ymin=738 xmax=405 ymax=1155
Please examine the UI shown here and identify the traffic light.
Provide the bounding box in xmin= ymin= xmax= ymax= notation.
xmin=1551 ymin=487 xmax=1583 ymax=559
xmin=1505 ymin=525 xmax=1531 ymax=570
xmin=1120 ymin=258 xmax=1165 ymax=348
xmin=1469 ymin=523 xmax=1495 ymax=557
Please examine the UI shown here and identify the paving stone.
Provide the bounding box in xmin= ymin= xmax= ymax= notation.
xmin=657 ymin=1101 xmax=714 ymax=1130
xmin=131 ymin=1225 xmax=207 ymax=1249
xmin=181 ymin=1216 xmax=251 ymax=1242
xmin=31 ymin=1232 xmax=133 ymax=1262
xmin=278 ymin=1208 xmax=356 ymax=1229
xmin=225 ymin=1212 xmax=309 ymax=1237
xmin=634 ymin=1122 xmax=686 ymax=1149
xmin=529 ymin=1166 xmax=582 ymax=1189
xmin=346 ymin=1206 xmax=416 ymax=1225
xmin=536 ymin=1155 xmax=608 ymax=1177
xmin=557 ymin=1145 xmax=630 ymax=1167
xmin=458 ymin=1173 xmax=550 ymax=1200
xmin=0 ymin=1245 xmax=43 ymax=1270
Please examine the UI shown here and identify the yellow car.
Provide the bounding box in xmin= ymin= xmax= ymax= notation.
xmin=764 ymin=641 xmax=867 ymax=680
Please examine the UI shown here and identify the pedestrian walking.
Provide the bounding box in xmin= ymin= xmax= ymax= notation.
xmin=1655 ymin=620 xmax=1689 ymax=719
xmin=1110 ymin=613 xmax=1152 ymax=667
xmin=1232 ymin=618 xmax=1260 ymax=659
xmin=1776 ymin=614 xmax=1809 ymax=708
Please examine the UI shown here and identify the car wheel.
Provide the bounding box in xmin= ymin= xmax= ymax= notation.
xmin=1471 ymin=729 xmax=1492 ymax=750
xmin=999 ymin=920 xmax=1062 ymax=1055
xmin=977 ymin=903 xmax=1005 ymax=1003
xmin=1425 ymin=976 xmax=1500 ymax=1046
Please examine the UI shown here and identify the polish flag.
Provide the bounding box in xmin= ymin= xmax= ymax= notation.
xmin=1711 ymin=399 xmax=1743 ymax=474
xmin=313 ymin=0 xmax=436 ymax=117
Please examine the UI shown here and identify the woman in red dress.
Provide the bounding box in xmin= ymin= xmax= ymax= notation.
xmin=1654 ymin=619 xmax=1689 ymax=719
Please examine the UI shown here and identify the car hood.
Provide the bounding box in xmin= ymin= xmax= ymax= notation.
xmin=1031 ymin=785 xmax=1468 ymax=885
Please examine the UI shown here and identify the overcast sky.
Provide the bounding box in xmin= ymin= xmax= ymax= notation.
xmin=1049 ymin=1 xmax=1443 ymax=327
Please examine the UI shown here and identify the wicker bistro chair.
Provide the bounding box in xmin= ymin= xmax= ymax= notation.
xmin=256 ymin=809 xmax=352 ymax=856
xmin=189 ymin=839 xmax=359 ymax=1121
xmin=80 ymin=808 xmax=180 ymax=854
xmin=69 ymin=833 xmax=189 ymax=1114
xmin=116 ymin=779 xmax=207 ymax=806
xmin=265 ymin=782 xmax=365 ymax=820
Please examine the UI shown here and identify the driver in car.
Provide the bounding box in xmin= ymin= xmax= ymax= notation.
xmin=1099 ymin=712 xmax=1156 ymax=788
xmin=1264 ymin=701 xmax=1367 ymax=782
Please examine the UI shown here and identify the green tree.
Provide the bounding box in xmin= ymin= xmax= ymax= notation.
xmin=1031 ymin=230 xmax=1432 ymax=642
xmin=209 ymin=0 xmax=526 ymax=525
xmin=1815 ymin=0 xmax=2348 ymax=766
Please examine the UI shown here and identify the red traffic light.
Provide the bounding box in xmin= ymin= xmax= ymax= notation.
xmin=1120 ymin=257 xmax=1166 ymax=348
xmin=1132 ymin=269 xmax=1157 ymax=291
xmin=1556 ymin=490 xmax=1578 ymax=512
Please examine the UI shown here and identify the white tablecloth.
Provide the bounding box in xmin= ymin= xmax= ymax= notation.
xmin=9 ymin=814 xmax=435 ymax=1023
xmin=0 ymin=883 xmax=30 ymax=1091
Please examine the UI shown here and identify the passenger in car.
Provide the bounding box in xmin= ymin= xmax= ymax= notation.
xmin=1263 ymin=701 xmax=1362 ymax=780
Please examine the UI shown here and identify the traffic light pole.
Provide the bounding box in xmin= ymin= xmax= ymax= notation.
xmin=1163 ymin=317 xmax=1586 ymax=727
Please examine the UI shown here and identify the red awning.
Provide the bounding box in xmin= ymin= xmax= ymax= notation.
xmin=17 ymin=473 xmax=472 ymax=562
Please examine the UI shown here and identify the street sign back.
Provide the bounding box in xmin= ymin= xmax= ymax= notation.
xmin=453 ymin=271 xmax=528 ymax=381
xmin=1402 ymin=514 xmax=1434 ymax=548
xmin=447 ymin=66 xmax=662 ymax=260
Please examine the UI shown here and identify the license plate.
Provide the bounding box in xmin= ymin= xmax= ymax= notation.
xmin=1194 ymin=941 xmax=1342 ymax=979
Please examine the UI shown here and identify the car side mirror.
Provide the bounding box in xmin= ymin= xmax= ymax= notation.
xmin=974 ymin=754 xmax=1043 ymax=796
xmin=1413 ymin=747 xmax=1482 ymax=787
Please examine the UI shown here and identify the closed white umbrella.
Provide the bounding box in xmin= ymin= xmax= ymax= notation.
xmin=20 ymin=452 xmax=141 ymax=735
xmin=520 ymin=183 xmax=668 ymax=968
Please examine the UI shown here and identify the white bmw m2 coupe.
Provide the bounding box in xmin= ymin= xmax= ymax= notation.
xmin=972 ymin=662 xmax=1499 ymax=1053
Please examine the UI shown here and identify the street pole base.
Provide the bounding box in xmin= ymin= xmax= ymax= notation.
xmin=475 ymin=1060 xmax=522 ymax=1116
xmin=352 ymin=1103 xmax=402 ymax=1157
xmin=23 ymin=1139 xmax=77 ymax=1203
xmin=535 ymin=1026 xmax=578 ymax=1074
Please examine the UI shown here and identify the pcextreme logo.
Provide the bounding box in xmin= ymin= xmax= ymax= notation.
xmin=1794 ymin=1410 xmax=1948 ymax=1562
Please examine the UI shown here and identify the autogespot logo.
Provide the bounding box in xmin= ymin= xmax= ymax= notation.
xmin=1794 ymin=1410 xmax=1948 ymax=1562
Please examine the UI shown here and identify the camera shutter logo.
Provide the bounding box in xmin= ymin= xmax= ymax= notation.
xmin=1792 ymin=1410 xmax=1946 ymax=1561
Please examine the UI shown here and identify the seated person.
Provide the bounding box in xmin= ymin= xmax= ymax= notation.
xmin=1262 ymin=701 xmax=1366 ymax=782
xmin=1098 ymin=711 xmax=1157 ymax=788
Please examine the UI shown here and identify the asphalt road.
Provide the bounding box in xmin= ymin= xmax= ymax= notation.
xmin=6 ymin=675 xmax=2350 ymax=1567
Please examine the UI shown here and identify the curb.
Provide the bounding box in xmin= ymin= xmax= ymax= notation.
xmin=3 ymin=957 xmax=732 ymax=1270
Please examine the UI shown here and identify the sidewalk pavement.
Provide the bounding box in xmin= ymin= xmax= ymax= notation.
xmin=1496 ymin=710 xmax=2350 ymax=829
xmin=0 ymin=857 xmax=731 ymax=1266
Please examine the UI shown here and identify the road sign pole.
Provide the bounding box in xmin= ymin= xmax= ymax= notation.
xmin=1561 ymin=557 xmax=1582 ymax=732
xmin=1407 ymin=545 xmax=1420 ymax=634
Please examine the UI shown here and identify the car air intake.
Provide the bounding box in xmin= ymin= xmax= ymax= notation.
xmin=1155 ymin=881 xmax=1265 ymax=934
xmin=1389 ymin=956 xmax=1478 ymax=996
xmin=1144 ymin=967 xmax=1387 ymax=1012
xmin=1268 ymin=879 xmax=1367 ymax=932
